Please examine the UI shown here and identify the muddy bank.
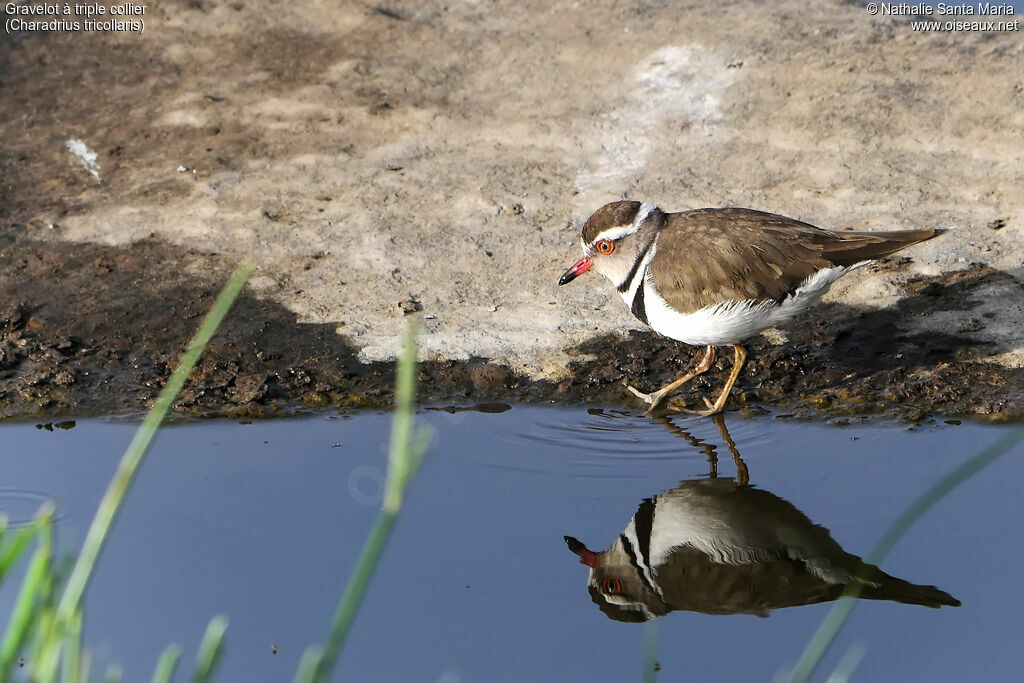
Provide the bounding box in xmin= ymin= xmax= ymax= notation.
xmin=2 ymin=231 xmax=1021 ymax=422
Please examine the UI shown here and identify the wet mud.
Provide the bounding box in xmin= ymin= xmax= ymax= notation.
xmin=2 ymin=230 xmax=1021 ymax=422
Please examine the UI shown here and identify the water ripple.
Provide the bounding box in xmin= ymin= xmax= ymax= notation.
xmin=486 ymin=408 xmax=777 ymax=478
xmin=0 ymin=489 xmax=62 ymax=528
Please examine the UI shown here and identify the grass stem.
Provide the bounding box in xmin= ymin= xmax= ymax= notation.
xmin=301 ymin=319 xmax=429 ymax=683
xmin=787 ymin=425 xmax=1024 ymax=682
xmin=54 ymin=261 xmax=253 ymax=630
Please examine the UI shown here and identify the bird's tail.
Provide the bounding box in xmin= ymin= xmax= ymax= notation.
xmin=858 ymin=566 xmax=961 ymax=608
xmin=821 ymin=227 xmax=948 ymax=267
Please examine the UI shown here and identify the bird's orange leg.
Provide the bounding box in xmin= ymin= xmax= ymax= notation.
xmin=626 ymin=345 xmax=715 ymax=413
xmin=711 ymin=412 xmax=749 ymax=485
xmin=669 ymin=344 xmax=747 ymax=417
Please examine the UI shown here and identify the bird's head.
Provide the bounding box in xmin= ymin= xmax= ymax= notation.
xmin=564 ymin=534 xmax=668 ymax=622
xmin=558 ymin=200 xmax=660 ymax=290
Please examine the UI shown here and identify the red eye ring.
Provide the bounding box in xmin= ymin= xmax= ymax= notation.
xmin=602 ymin=577 xmax=622 ymax=594
xmin=596 ymin=240 xmax=615 ymax=255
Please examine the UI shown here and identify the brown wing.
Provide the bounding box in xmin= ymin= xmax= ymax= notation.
xmin=656 ymin=546 xmax=848 ymax=615
xmin=649 ymin=208 xmax=945 ymax=312
xmin=656 ymin=546 xmax=958 ymax=615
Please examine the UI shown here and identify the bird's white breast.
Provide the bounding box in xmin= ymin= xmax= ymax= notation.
xmin=636 ymin=490 xmax=779 ymax=568
xmin=632 ymin=264 xmax=863 ymax=346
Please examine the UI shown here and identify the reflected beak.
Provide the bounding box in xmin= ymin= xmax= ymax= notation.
xmin=564 ymin=535 xmax=598 ymax=567
xmin=558 ymin=256 xmax=592 ymax=285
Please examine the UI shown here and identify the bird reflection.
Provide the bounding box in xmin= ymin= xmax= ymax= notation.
xmin=565 ymin=414 xmax=960 ymax=622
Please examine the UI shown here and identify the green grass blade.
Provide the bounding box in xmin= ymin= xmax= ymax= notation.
xmin=190 ymin=616 xmax=228 ymax=683
xmin=60 ymin=609 xmax=82 ymax=683
xmin=787 ymin=425 xmax=1024 ymax=683
xmin=302 ymin=320 xmax=429 ymax=683
xmin=383 ymin=319 xmax=424 ymax=513
xmin=31 ymin=611 xmax=59 ymax=683
xmin=0 ymin=505 xmax=54 ymax=677
xmin=292 ymin=646 xmax=323 ymax=683
xmin=825 ymin=642 xmax=867 ymax=683
xmin=641 ymin=622 xmax=658 ymax=683
xmin=0 ymin=522 xmax=39 ymax=588
xmin=28 ymin=606 xmax=62 ymax=683
xmin=150 ymin=644 xmax=182 ymax=683
xmin=301 ymin=509 xmax=398 ymax=683
xmin=54 ymin=260 xmax=253 ymax=629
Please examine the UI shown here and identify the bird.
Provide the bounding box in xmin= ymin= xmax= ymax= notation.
xmin=564 ymin=415 xmax=960 ymax=622
xmin=565 ymin=479 xmax=960 ymax=621
xmin=558 ymin=200 xmax=947 ymax=415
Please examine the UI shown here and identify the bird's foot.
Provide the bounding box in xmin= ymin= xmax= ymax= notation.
xmin=625 ymin=384 xmax=674 ymax=414
xmin=664 ymin=395 xmax=724 ymax=417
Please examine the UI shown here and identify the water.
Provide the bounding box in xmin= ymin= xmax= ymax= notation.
xmin=2 ymin=409 xmax=1023 ymax=682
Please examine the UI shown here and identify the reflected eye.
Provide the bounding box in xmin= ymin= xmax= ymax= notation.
xmin=595 ymin=240 xmax=615 ymax=255
xmin=602 ymin=577 xmax=622 ymax=594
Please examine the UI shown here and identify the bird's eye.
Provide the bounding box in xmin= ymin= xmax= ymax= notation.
xmin=602 ymin=577 xmax=622 ymax=595
xmin=596 ymin=240 xmax=615 ymax=255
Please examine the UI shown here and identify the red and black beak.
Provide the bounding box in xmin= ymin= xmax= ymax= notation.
xmin=558 ymin=256 xmax=592 ymax=285
xmin=565 ymin=535 xmax=598 ymax=567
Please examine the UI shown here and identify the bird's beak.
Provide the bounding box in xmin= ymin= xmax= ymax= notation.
xmin=564 ymin=535 xmax=598 ymax=567
xmin=558 ymin=256 xmax=592 ymax=285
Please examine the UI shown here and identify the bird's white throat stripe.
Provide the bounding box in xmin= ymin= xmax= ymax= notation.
xmin=632 ymin=202 xmax=657 ymax=230
xmin=641 ymin=264 xmax=863 ymax=346
xmin=587 ymin=202 xmax=657 ymax=247
xmin=623 ymin=519 xmax=665 ymax=600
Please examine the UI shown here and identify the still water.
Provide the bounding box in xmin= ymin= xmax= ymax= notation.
xmin=2 ymin=408 xmax=1023 ymax=681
